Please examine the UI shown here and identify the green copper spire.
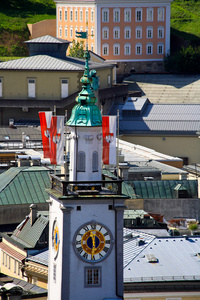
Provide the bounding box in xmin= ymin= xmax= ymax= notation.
xmin=67 ymin=48 xmax=102 ymax=127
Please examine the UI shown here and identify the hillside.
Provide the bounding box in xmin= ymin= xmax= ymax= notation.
xmin=0 ymin=0 xmax=200 ymax=57
xmin=0 ymin=0 xmax=56 ymax=56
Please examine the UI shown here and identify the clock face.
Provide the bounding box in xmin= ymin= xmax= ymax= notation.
xmin=52 ymin=219 xmax=60 ymax=259
xmin=74 ymin=222 xmax=113 ymax=263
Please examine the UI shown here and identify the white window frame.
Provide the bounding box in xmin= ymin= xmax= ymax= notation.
xmin=136 ymin=8 xmax=142 ymax=22
xmin=70 ymin=26 xmax=73 ymax=38
xmin=59 ymin=26 xmax=62 ymax=38
xmin=75 ymin=9 xmax=78 ymax=22
xmin=102 ymin=44 xmax=109 ymax=56
xmin=157 ymin=43 xmax=164 ymax=54
xmin=113 ymin=8 xmax=120 ymax=22
xmin=136 ymin=43 xmax=142 ymax=55
xmin=102 ymin=27 xmax=109 ymax=39
xmin=136 ymin=26 xmax=142 ymax=39
xmin=113 ymin=27 xmax=120 ymax=39
xmin=91 ymin=9 xmax=94 ymax=22
xmin=158 ymin=26 xmax=164 ymax=38
xmin=124 ymin=27 xmax=131 ymax=39
xmin=113 ymin=43 xmax=120 ymax=56
xmin=91 ymin=27 xmax=94 ymax=39
xmin=0 ymin=78 xmax=2 ymax=98
xmin=147 ymin=26 xmax=153 ymax=38
xmin=28 ymin=79 xmax=36 ymax=98
xmin=124 ymin=8 xmax=131 ymax=22
xmin=91 ymin=43 xmax=94 ymax=52
xmin=59 ymin=8 xmax=62 ymax=21
xmin=146 ymin=43 xmax=153 ymax=55
xmin=102 ymin=8 xmax=109 ymax=22
xmin=147 ymin=8 xmax=153 ymax=22
xmin=158 ymin=7 xmax=164 ymax=21
xmin=70 ymin=8 xmax=73 ymax=22
xmin=86 ymin=9 xmax=89 ymax=23
xmin=61 ymin=79 xmax=69 ymax=98
xmin=64 ymin=26 xmax=68 ymax=38
xmin=80 ymin=9 xmax=83 ymax=22
xmin=124 ymin=43 xmax=131 ymax=55
xmin=64 ymin=9 xmax=68 ymax=21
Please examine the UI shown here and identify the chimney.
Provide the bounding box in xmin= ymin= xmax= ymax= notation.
xmin=30 ymin=204 xmax=37 ymax=226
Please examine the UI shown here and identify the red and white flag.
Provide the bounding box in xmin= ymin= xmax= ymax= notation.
xmin=39 ymin=111 xmax=52 ymax=158
xmin=102 ymin=116 xmax=117 ymax=165
xmin=50 ymin=116 xmax=65 ymax=165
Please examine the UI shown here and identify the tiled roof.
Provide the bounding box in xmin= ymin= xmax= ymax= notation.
xmin=25 ymin=35 xmax=70 ymax=44
xmin=0 ymin=242 xmax=26 ymax=261
xmin=27 ymin=249 xmax=49 ymax=266
xmin=124 ymin=230 xmax=200 ymax=282
xmin=11 ymin=212 xmax=49 ymax=248
xmin=0 ymin=167 xmax=51 ymax=206
xmin=125 ymin=180 xmax=198 ymax=199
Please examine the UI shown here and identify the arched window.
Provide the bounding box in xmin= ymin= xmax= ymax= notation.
xmin=77 ymin=151 xmax=86 ymax=172
xmin=92 ymin=151 xmax=98 ymax=172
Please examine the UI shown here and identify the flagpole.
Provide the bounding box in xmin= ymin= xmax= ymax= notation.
xmin=117 ymin=110 xmax=119 ymax=179
xmin=53 ymin=105 xmax=56 ymax=175
xmin=64 ymin=110 xmax=67 ymax=181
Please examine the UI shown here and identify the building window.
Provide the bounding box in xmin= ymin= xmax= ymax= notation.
xmin=136 ymin=44 xmax=142 ymax=55
xmin=102 ymin=8 xmax=109 ymax=22
xmin=124 ymin=27 xmax=131 ymax=39
xmin=70 ymin=26 xmax=73 ymax=38
xmin=158 ymin=43 xmax=164 ymax=54
xmin=91 ymin=28 xmax=94 ymax=38
xmin=113 ymin=8 xmax=120 ymax=22
xmin=136 ymin=27 xmax=142 ymax=39
xmin=124 ymin=8 xmax=131 ymax=22
xmin=102 ymin=44 xmax=109 ymax=55
xmin=136 ymin=8 xmax=142 ymax=22
xmin=75 ymin=9 xmax=78 ymax=22
xmin=158 ymin=7 xmax=164 ymax=21
xmin=108 ymin=74 xmax=111 ymax=86
xmin=158 ymin=26 xmax=164 ymax=38
xmin=65 ymin=26 xmax=68 ymax=38
xmin=113 ymin=44 xmax=120 ymax=55
xmin=147 ymin=43 xmax=153 ymax=54
xmin=61 ymin=79 xmax=68 ymax=98
xmin=59 ymin=8 xmax=62 ymax=21
xmin=124 ymin=43 xmax=131 ymax=55
xmin=64 ymin=9 xmax=68 ymax=21
xmin=59 ymin=26 xmax=62 ymax=37
xmin=102 ymin=27 xmax=109 ymax=39
xmin=0 ymin=78 xmax=2 ymax=97
xmin=85 ymin=267 xmax=101 ymax=287
xmin=91 ymin=9 xmax=94 ymax=22
xmin=77 ymin=151 xmax=86 ymax=172
xmin=70 ymin=9 xmax=73 ymax=22
xmin=28 ymin=79 xmax=36 ymax=98
xmin=91 ymin=43 xmax=94 ymax=52
xmin=113 ymin=27 xmax=120 ymax=39
xmin=80 ymin=9 xmax=83 ymax=22
xmin=147 ymin=8 xmax=153 ymax=21
xmin=86 ymin=9 xmax=89 ymax=23
xmin=92 ymin=151 xmax=98 ymax=172
xmin=147 ymin=26 xmax=153 ymax=38
xmin=14 ymin=260 xmax=16 ymax=273
xmin=8 ymin=256 xmax=10 ymax=270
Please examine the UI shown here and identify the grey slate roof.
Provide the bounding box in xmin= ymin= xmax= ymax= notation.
xmin=25 ymin=35 xmax=70 ymax=44
xmin=0 ymin=167 xmax=51 ymax=206
xmin=109 ymin=100 xmax=200 ymax=134
xmin=0 ymin=54 xmax=113 ymax=71
xmin=124 ymin=229 xmax=200 ymax=282
xmin=27 ymin=249 xmax=49 ymax=266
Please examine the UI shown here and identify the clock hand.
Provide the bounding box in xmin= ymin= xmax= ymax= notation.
xmin=90 ymin=231 xmax=96 ymax=260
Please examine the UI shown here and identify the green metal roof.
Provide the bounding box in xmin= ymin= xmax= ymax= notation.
xmin=0 ymin=167 xmax=51 ymax=206
xmin=125 ymin=180 xmax=198 ymax=199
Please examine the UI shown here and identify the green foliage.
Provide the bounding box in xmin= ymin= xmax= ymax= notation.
xmin=68 ymin=40 xmax=85 ymax=59
xmin=0 ymin=46 xmax=10 ymax=57
xmin=11 ymin=42 xmax=28 ymax=57
xmin=164 ymin=45 xmax=200 ymax=73
xmin=188 ymin=223 xmax=198 ymax=231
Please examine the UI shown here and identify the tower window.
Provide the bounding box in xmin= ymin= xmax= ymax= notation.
xmin=85 ymin=267 xmax=101 ymax=287
xmin=28 ymin=79 xmax=36 ymax=98
xmin=92 ymin=151 xmax=98 ymax=172
xmin=77 ymin=151 xmax=86 ymax=172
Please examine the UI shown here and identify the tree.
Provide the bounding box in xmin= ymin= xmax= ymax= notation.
xmin=68 ymin=39 xmax=84 ymax=59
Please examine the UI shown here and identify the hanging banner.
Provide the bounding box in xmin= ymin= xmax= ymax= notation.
xmin=39 ymin=111 xmax=52 ymax=158
xmin=50 ymin=116 xmax=65 ymax=165
xmin=102 ymin=116 xmax=117 ymax=165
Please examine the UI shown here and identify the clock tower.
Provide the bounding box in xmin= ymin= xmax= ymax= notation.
xmin=47 ymin=49 xmax=127 ymax=300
